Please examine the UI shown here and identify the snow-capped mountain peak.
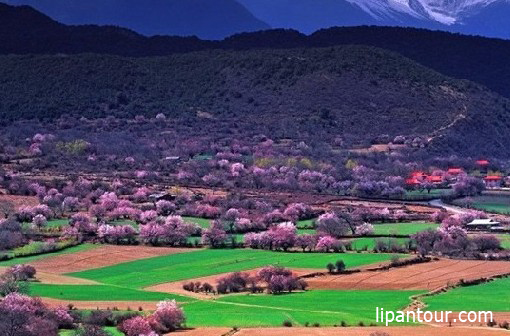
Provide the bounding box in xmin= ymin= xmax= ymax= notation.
xmin=348 ymin=0 xmax=502 ymax=25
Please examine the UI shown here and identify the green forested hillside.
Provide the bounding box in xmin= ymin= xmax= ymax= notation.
xmin=1 ymin=45 xmax=509 ymax=155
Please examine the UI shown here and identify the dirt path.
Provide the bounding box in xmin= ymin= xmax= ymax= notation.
xmin=27 ymin=245 xmax=199 ymax=274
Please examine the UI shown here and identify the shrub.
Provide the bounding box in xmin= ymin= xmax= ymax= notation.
xmin=282 ymin=320 xmax=293 ymax=327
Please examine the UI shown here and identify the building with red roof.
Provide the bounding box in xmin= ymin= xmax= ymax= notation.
xmin=426 ymin=175 xmax=443 ymax=184
xmin=447 ymin=168 xmax=463 ymax=175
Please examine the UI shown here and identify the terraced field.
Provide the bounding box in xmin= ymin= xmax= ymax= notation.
xmin=68 ymin=249 xmax=399 ymax=287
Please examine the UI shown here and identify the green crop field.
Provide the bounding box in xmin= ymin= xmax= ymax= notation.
xmin=29 ymin=283 xmax=192 ymax=302
xmin=183 ymin=216 xmax=212 ymax=228
xmin=60 ymin=327 xmax=123 ymax=336
xmin=404 ymin=189 xmax=452 ymax=200
xmin=454 ymin=195 xmax=510 ymax=214
xmin=296 ymin=219 xmax=314 ymax=229
xmin=46 ymin=219 xmax=70 ymax=228
xmin=493 ymin=234 xmax=510 ymax=249
xmin=350 ymin=237 xmax=410 ymax=250
xmin=69 ymin=249 xmax=401 ymax=288
xmin=183 ymin=290 xmax=423 ymax=327
xmin=0 ymin=243 xmax=99 ymax=266
xmin=372 ymin=222 xmax=438 ymax=236
xmin=424 ymin=277 xmax=510 ymax=311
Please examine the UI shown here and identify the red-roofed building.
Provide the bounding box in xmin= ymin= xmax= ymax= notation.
xmin=405 ymin=178 xmax=421 ymax=186
xmin=476 ymin=160 xmax=490 ymax=166
xmin=426 ymin=175 xmax=443 ymax=184
xmin=410 ymin=171 xmax=427 ymax=178
xmin=447 ymin=168 xmax=463 ymax=175
xmin=484 ymin=175 xmax=502 ymax=188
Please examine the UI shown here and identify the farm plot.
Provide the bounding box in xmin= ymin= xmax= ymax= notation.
xmin=0 ymin=243 xmax=100 ymax=266
xmin=29 ymin=283 xmax=192 ymax=302
xmin=424 ymin=277 xmax=510 ymax=311
xmin=234 ymin=326 xmax=509 ymax=336
xmin=68 ymin=249 xmax=401 ymax=288
xmin=305 ymin=259 xmax=510 ymax=291
xmin=183 ymin=290 xmax=423 ymax=327
xmin=13 ymin=245 xmax=196 ymax=273
xmin=454 ymin=195 xmax=510 ymax=214
xmin=372 ymin=222 xmax=438 ymax=235
xmin=349 ymin=237 xmax=410 ymax=250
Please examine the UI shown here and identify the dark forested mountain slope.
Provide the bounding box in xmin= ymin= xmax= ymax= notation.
xmin=1 ymin=46 xmax=509 ymax=156
xmin=1 ymin=0 xmax=269 ymax=40
xmin=2 ymin=3 xmax=510 ymax=100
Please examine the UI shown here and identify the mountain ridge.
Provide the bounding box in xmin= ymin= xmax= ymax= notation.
xmin=2 ymin=3 xmax=510 ymax=101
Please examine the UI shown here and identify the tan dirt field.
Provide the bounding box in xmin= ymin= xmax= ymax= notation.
xmin=34 ymin=271 xmax=99 ymax=285
xmin=234 ymin=326 xmax=509 ymax=336
xmin=0 ymin=194 xmax=39 ymax=214
xmin=171 ymin=328 xmax=232 ymax=336
xmin=41 ymin=297 xmax=161 ymax=310
xmin=305 ymin=259 xmax=510 ymax=291
xmin=429 ymin=312 xmax=510 ymax=327
xmin=27 ymin=245 xmax=198 ymax=274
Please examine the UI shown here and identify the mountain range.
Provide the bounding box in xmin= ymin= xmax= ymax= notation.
xmin=2 ymin=2 xmax=510 ymax=157
xmin=2 ymin=0 xmax=510 ymax=39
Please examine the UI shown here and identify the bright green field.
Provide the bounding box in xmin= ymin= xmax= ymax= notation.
xmin=0 ymin=243 xmax=99 ymax=266
xmin=350 ymin=237 xmax=410 ymax=250
xmin=424 ymin=277 xmax=510 ymax=311
xmin=493 ymin=234 xmax=510 ymax=249
xmin=454 ymin=195 xmax=510 ymax=214
xmin=296 ymin=219 xmax=314 ymax=229
xmin=372 ymin=222 xmax=438 ymax=236
xmin=184 ymin=290 xmax=423 ymax=327
xmin=404 ymin=189 xmax=452 ymax=199
xmin=69 ymin=249 xmax=402 ymax=288
xmin=29 ymin=283 xmax=191 ymax=302
xmin=60 ymin=327 xmax=122 ymax=336
xmin=183 ymin=216 xmax=212 ymax=228
xmin=46 ymin=219 xmax=70 ymax=228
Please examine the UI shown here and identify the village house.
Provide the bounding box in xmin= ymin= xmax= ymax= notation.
xmin=466 ymin=218 xmax=500 ymax=231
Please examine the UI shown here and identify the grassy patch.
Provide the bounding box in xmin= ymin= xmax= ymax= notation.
xmin=29 ymin=283 xmax=193 ymax=302
xmin=69 ymin=249 xmax=402 ymax=288
xmin=424 ymin=277 xmax=510 ymax=311
xmin=183 ymin=216 xmax=212 ymax=229
xmin=109 ymin=219 xmax=138 ymax=228
xmin=46 ymin=219 xmax=70 ymax=228
xmin=372 ymin=222 xmax=438 ymax=236
xmin=296 ymin=219 xmax=314 ymax=229
xmin=0 ymin=243 xmax=99 ymax=266
xmin=493 ymin=234 xmax=510 ymax=249
xmin=454 ymin=195 xmax=510 ymax=214
xmin=60 ymin=327 xmax=123 ymax=336
xmin=184 ymin=290 xmax=422 ymax=327
xmin=404 ymin=189 xmax=452 ymax=200
xmin=350 ymin=237 xmax=410 ymax=250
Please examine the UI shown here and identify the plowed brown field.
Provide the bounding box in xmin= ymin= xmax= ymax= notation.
xmin=27 ymin=245 xmax=198 ymax=274
xmin=234 ymin=326 xmax=509 ymax=335
xmin=306 ymin=259 xmax=510 ymax=290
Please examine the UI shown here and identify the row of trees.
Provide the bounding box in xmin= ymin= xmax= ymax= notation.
xmin=183 ymin=266 xmax=307 ymax=295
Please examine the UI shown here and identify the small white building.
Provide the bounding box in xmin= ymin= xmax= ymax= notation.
xmin=466 ymin=218 xmax=500 ymax=231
